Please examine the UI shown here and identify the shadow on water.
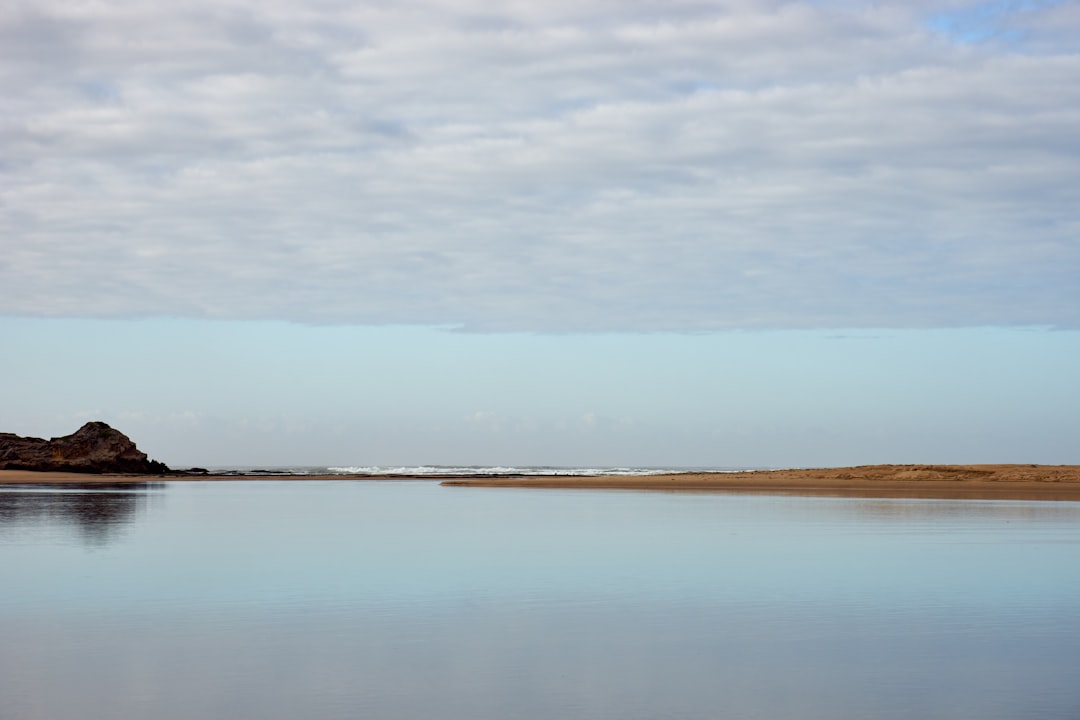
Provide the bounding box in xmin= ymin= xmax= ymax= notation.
xmin=0 ymin=483 xmax=163 ymax=546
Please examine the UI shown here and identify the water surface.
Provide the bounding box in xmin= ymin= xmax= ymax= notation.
xmin=2 ymin=481 xmax=1079 ymax=719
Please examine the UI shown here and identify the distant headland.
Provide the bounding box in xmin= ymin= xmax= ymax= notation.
xmin=0 ymin=422 xmax=170 ymax=474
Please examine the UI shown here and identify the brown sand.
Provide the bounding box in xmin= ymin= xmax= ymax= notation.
xmin=441 ymin=465 xmax=1080 ymax=501
xmin=3 ymin=465 xmax=1080 ymax=501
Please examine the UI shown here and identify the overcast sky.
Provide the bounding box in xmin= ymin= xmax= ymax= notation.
xmin=2 ymin=0 xmax=1078 ymax=466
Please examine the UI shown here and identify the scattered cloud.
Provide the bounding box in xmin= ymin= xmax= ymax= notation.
xmin=464 ymin=410 xmax=511 ymax=432
xmin=2 ymin=0 xmax=1078 ymax=331
xmin=465 ymin=409 xmax=638 ymax=435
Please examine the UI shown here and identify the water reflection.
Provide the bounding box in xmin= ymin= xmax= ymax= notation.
xmin=835 ymin=496 xmax=1080 ymax=523
xmin=0 ymin=484 xmax=161 ymax=546
xmin=2 ymin=482 xmax=1079 ymax=720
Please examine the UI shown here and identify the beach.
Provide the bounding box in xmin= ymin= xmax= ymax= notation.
xmin=441 ymin=464 xmax=1080 ymax=500
xmin=3 ymin=464 xmax=1080 ymax=501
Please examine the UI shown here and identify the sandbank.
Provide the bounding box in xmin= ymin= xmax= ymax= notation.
xmin=440 ymin=464 xmax=1080 ymax=501
xmin=3 ymin=465 xmax=1080 ymax=501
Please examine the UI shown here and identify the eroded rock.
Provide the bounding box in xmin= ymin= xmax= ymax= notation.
xmin=0 ymin=422 xmax=170 ymax=474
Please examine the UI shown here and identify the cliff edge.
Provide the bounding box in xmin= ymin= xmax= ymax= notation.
xmin=0 ymin=422 xmax=170 ymax=474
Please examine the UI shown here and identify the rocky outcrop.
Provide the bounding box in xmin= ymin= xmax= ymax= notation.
xmin=0 ymin=422 xmax=170 ymax=474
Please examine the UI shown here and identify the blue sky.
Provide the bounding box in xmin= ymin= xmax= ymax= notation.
xmin=2 ymin=0 xmax=1078 ymax=467
xmin=2 ymin=319 xmax=1077 ymax=467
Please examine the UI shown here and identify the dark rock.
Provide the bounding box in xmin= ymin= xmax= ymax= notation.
xmin=0 ymin=422 xmax=171 ymax=474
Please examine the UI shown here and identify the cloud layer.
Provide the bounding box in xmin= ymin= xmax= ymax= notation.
xmin=2 ymin=0 xmax=1078 ymax=330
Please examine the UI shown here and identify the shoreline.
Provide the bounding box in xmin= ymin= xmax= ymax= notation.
xmin=442 ymin=464 xmax=1080 ymax=501
xmin=3 ymin=464 xmax=1080 ymax=501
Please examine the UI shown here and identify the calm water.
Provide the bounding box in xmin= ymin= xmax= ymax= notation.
xmin=2 ymin=481 xmax=1080 ymax=720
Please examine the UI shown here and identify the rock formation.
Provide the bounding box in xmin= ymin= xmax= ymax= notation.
xmin=0 ymin=422 xmax=170 ymax=474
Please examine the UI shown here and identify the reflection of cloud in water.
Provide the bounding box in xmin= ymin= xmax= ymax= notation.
xmin=0 ymin=484 xmax=163 ymax=546
xmin=838 ymin=497 xmax=1080 ymax=524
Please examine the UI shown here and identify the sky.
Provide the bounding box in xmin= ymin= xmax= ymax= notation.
xmin=2 ymin=0 xmax=1078 ymax=467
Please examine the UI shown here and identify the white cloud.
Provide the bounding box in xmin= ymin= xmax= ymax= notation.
xmin=464 ymin=410 xmax=508 ymax=432
xmin=2 ymin=0 xmax=1077 ymax=330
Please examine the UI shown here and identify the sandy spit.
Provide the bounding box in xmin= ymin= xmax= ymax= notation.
xmin=440 ymin=465 xmax=1080 ymax=501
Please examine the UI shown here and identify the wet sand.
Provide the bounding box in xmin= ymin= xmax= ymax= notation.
xmin=0 ymin=470 xmax=343 ymax=484
xmin=3 ymin=465 xmax=1080 ymax=501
